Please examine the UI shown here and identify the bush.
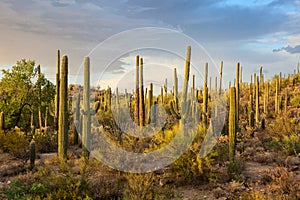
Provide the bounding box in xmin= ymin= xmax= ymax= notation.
xmin=0 ymin=128 xmax=30 ymax=161
xmin=291 ymin=96 xmax=300 ymax=107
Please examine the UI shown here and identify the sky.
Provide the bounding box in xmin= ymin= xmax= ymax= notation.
xmin=0 ymin=0 xmax=300 ymax=92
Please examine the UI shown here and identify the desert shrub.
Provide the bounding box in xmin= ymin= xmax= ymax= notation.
xmin=34 ymin=130 xmax=57 ymax=153
xmin=268 ymin=167 xmax=300 ymax=199
xmin=237 ymin=191 xmax=267 ymax=200
xmin=123 ymin=172 xmax=173 ymax=200
xmin=281 ymin=134 xmax=300 ymax=156
xmin=4 ymin=180 xmax=26 ymax=200
xmin=291 ymin=96 xmax=300 ymax=107
xmin=0 ymin=128 xmax=30 ymax=160
xmin=227 ymin=157 xmax=244 ymax=181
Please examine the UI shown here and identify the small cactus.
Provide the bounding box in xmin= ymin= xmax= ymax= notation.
xmin=30 ymin=139 xmax=36 ymax=170
xmin=261 ymin=118 xmax=265 ymax=130
xmin=0 ymin=112 xmax=4 ymax=131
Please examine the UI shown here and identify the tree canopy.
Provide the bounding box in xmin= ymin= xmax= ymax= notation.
xmin=0 ymin=59 xmax=55 ymax=131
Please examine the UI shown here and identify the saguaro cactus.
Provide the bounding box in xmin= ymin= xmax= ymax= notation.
xmin=37 ymin=65 xmax=43 ymax=129
xmin=0 ymin=112 xmax=4 ymax=131
xmin=203 ymin=63 xmax=208 ymax=115
xmin=58 ymin=55 xmax=69 ymax=161
xmin=235 ymin=63 xmax=240 ymax=121
xmin=170 ymin=46 xmax=191 ymax=121
xmin=55 ymin=50 xmax=60 ymax=131
xmin=148 ymin=83 xmax=153 ymax=124
xmin=30 ymin=139 xmax=36 ymax=170
xmin=174 ymin=68 xmax=179 ymax=111
xmin=139 ymin=58 xmax=145 ymax=127
xmin=82 ymin=56 xmax=91 ymax=159
xmin=229 ymin=87 xmax=236 ymax=164
xmin=275 ymin=76 xmax=279 ymax=114
xmin=74 ymin=92 xmax=80 ymax=145
xmin=255 ymin=75 xmax=259 ymax=123
xmin=134 ymin=55 xmax=140 ymax=124
xmin=219 ymin=61 xmax=223 ymax=95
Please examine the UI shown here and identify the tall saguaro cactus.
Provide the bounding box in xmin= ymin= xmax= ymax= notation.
xmin=174 ymin=68 xmax=179 ymax=111
xmin=148 ymin=83 xmax=153 ymax=124
xmin=203 ymin=63 xmax=208 ymax=127
xmin=55 ymin=50 xmax=60 ymax=131
xmin=58 ymin=55 xmax=69 ymax=161
xmin=134 ymin=55 xmax=140 ymax=125
xmin=82 ymin=56 xmax=91 ymax=159
xmin=37 ymin=65 xmax=43 ymax=129
xmin=219 ymin=61 xmax=223 ymax=95
xmin=275 ymin=76 xmax=279 ymax=114
xmin=139 ymin=58 xmax=145 ymax=127
xmin=229 ymin=87 xmax=236 ymax=164
xmin=170 ymin=46 xmax=191 ymax=121
xmin=235 ymin=63 xmax=240 ymax=121
xmin=255 ymin=75 xmax=259 ymax=123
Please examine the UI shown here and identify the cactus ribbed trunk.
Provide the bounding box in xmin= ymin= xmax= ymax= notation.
xmin=37 ymin=65 xmax=43 ymax=130
xmin=0 ymin=112 xmax=4 ymax=131
xmin=30 ymin=139 xmax=36 ymax=170
xmin=229 ymin=87 xmax=236 ymax=163
xmin=164 ymin=78 xmax=168 ymax=104
xmin=215 ymin=76 xmax=218 ymax=93
xmin=275 ymin=76 xmax=279 ymax=114
xmin=160 ymin=87 xmax=164 ymax=104
xmin=219 ymin=61 xmax=223 ymax=95
xmin=74 ymin=92 xmax=80 ymax=145
xmin=139 ymin=58 xmax=145 ymax=127
xmin=82 ymin=56 xmax=91 ymax=159
xmin=249 ymin=110 xmax=255 ymax=128
xmin=45 ymin=107 xmax=48 ymax=128
xmin=148 ymin=83 xmax=153 ymax=124
xmin=169 ymin=46 xmax=191 ymax=122
xmin=253 ymin=73 xmax=256 ymax=99
xmin=235 ymin=63 xmax=240 ymax=121
xmin=203 ymin=63 xmax=208 ymax=115
xmin=55 ymin=50 xmax=60 ymax=131
xmin=134 ymin=55 xmax=140 ymax=125
xmin=255 ymin=75 xmax=259 ymax=123
xmin=174 ymin=68 xmax=179 ymax=111
xmin=58 ymin=55 xmax=68 ymax=161
xmin=182 ymin=46 xmax=191 ymax=104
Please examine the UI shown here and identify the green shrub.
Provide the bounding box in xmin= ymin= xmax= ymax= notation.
xmin=0 ymin=128 xmax=30 ymax=160
xmin=4 ymin=180 xmax=26 ymax=200
xmin=291 ymin=96 xmax=300 ymax=107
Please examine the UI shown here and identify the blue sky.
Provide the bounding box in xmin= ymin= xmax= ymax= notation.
xmin=0 ymin=0 xmax=299 ymax=91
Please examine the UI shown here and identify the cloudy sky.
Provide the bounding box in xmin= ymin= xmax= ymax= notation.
xmin=0 ymin=0 xmax=300 ymax=91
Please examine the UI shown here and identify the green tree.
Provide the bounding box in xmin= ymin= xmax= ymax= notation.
xmin=0 ymin=59 xmax=55 ymax=130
